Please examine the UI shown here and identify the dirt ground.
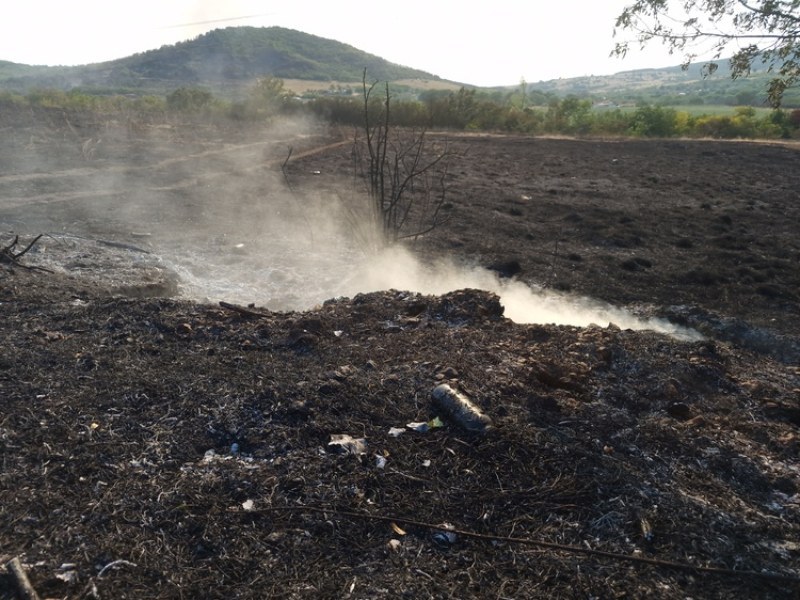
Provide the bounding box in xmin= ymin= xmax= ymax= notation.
xmin=1 ymin=109 xmax=800 ymax=599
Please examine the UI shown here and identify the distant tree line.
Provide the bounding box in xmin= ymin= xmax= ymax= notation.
xmin=2 ymin=79 xmax=799 ymax=140
xmin=308 ymin=87 xmax=800 ymax=140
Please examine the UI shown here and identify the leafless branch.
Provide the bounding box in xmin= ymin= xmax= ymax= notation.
xmin=356 ymin=69 xmax=456 ymax=244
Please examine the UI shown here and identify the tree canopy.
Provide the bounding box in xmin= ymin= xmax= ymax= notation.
xmin=614 ymin=1 xmax=800 ymax=106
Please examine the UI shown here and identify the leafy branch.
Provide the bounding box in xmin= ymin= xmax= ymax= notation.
xmin=614 ymin=0 xmax=800 ymax=106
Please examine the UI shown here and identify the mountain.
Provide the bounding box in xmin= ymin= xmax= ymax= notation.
xmin=1 ymin=28 xmax=793 ymax=106
xmin=0 ymin=27 xmax=441 ymax=95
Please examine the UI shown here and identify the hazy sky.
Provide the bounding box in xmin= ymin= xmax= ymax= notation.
xmin=0 ymin=1 xmax=684 ymax=86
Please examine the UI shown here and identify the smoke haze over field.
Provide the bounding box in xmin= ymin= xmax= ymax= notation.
xmin=0 ymin=114 xmax=700 ymax=340
xmin=170 ymin=234 xmax=700 ymax=340
xmin=141 ymin=147 xmax=699 ymax=340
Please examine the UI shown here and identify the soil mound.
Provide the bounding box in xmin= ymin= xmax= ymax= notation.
xmin=1 ymin=266 xmax=799 ymax=599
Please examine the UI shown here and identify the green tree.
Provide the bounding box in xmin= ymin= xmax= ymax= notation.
xmin=447 ymin=88 xmax=480 ymax=129
xmin=735 ymin=89 xmax=759 ymax=105
xmin=630 ymin=105 xmax=679 ymax=137
xmin=546 ymin=96 xmax=593 ymax=134
xmin=614 ymin=1 xmax=800 ymax=106
xmin=248 ymin=76 xmax=288 ymax=117
xmin=166 ymin=87 xmax=213 ymax=112
xmin=510 ymin=78 xmax=528 ymax=110
xmin=592 ymin=108 xmax=632 ymax=136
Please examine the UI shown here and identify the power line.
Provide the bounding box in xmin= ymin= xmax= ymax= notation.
xmin=160 ymin=13 xmax=275 ymax=30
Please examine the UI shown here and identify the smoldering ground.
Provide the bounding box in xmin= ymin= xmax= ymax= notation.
xmin=0 ymin=114 xmax=701 ymax=339
xmin=4 ymin=124 xmax=800 ymax=600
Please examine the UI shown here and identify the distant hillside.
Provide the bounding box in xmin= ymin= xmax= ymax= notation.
xmin=525 ymin=58 xmax=800 ymax=107
xmin=0 ymin=27 xmax=441 ymax=95
xmin=2 ymin=29 xmax=795 ymax=107
xmin=528 ymin=61 xmax=739 ymax=95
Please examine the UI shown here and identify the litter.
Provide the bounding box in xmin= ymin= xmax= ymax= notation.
xmin=432 ymin=523 xmax=458 ymax=545
xmin=431 ymin=384 xmax=493 ymax=433
xmin=327 ymin=434 xmax=367 ymax=455
xmin=406 ymin=417 xmax=444 ymax=433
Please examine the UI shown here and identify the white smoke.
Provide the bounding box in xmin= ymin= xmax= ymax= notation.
xmin=1 ymin=114 xmax=700 ymax=341
xmin=169 ymin=235 xmax=700 ymax=340
xmin=334 ymin=245 xmax=702 ymax=340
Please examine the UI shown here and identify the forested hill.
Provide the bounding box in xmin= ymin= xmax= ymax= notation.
xmin=114 ymin=27 xmax=437 ymax=83
xmin=0 ymin=27 xmax=440 ymax=94
xmin=2 ymin=26 xmax=790 ymax=106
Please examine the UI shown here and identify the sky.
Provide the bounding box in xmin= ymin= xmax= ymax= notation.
xmin=0 ymin=1 xmax=687 ymax=86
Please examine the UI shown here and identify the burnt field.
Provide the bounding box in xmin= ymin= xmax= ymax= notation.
xmin=1 ymin=111 xmax=800 ymax=599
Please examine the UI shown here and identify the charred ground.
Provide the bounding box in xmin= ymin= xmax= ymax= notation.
xmin=1 ymin=112 xmax=799 ymax=598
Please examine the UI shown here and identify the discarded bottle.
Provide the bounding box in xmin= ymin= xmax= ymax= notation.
xmin=431 ymin=384 xmax=493 ymax=433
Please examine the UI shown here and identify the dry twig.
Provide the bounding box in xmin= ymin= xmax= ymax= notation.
xmin=6 ymin=557 xmax=41 ymax=600
xmin=219 ymin=301 xmax=270 ymax=318
xmin=236 ymin=505 xmax=800 ymax=586
xmin=0 ymin=234 xmax=52 ymax=272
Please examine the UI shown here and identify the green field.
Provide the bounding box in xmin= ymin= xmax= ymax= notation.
xmin=604 ymin=104 xmax=776 ymax=117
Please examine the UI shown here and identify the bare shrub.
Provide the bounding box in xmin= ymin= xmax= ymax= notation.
xmin=353 ymin=69 xmax=456 ymax=245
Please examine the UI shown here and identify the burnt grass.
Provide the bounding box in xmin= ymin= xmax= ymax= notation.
xmin=1 ymin=114 xmax=800 ymax=598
